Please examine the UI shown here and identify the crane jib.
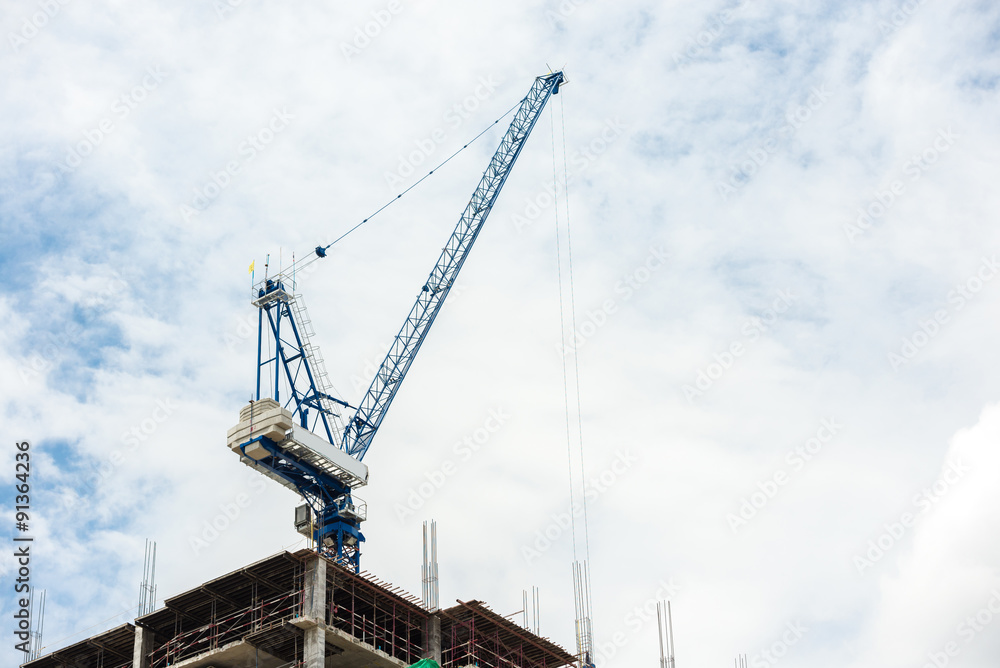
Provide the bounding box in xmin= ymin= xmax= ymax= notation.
xmin=344 ymin=72 xmax=565 ymax=461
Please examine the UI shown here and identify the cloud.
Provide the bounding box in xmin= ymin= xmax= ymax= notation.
xmin=858 ymin=401 xmax=1000 ymax=667
xmin=2 ymin=2 xmax=1000 ymax=667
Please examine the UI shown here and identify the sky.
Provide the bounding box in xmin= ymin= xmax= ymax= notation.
xmin=1 ymin=1 xmax=1000 ymax=667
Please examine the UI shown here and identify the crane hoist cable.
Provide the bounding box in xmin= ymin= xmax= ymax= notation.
xmin=551 ymin=99 xmax=579 ymax=561
xmin=552 ymin=87 xmax=593 ymax=568
xmin=551 ymin=87 xmax=596 ymax=666
xmin=561 ymin=92 xmax=592 ymax=570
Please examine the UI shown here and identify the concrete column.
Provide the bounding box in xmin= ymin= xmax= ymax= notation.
xmin=132 ymin=625 xmax=154 ymax=668
xmin=303 ymin=554 xmax=327 ymax=668
xmin=424 ymin=614 xmax=441 ymax=665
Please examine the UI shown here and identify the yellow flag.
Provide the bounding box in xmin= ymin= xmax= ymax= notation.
xmin=248 ymin=261 xmax=255 ymax=274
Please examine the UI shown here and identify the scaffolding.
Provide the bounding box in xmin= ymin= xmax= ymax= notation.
xmin=149 ymin=587 xmax=302 ymax=667
xmin=440 ymin=600 xmax=575 ymax=668
xmin=22 ymin=623 xmax=134 ymax=668
xmin=329 ymin=567 xmax=426 ymax=662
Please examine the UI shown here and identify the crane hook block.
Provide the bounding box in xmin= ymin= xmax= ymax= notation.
xmin=315 ymin=246 xmax=327 ymax=258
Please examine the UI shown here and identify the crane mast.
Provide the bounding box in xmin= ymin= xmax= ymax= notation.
xmin=228 ymin=71 xmax=565 ymax=571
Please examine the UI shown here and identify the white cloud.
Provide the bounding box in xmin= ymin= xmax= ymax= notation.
xmin=858 ymin=402 xmax=1000 ymax=667
xmin=2 ymin=1 xmax=1000 ymax=667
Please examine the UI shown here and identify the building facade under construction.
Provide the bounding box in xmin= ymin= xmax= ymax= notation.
xmin=22 ymin=549 xmax=576 ymax=668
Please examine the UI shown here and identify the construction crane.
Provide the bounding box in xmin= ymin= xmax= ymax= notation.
xmin=227 ymin=71 xmax=565 ymax=572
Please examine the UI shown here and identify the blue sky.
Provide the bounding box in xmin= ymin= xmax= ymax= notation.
xmin=2 ymin=1 xmax=1000 ymax=667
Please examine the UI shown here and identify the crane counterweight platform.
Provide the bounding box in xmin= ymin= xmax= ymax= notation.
xmin=229 ymin=71 xmax=565 ymax=572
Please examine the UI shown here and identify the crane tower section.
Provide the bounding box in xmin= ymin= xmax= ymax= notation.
xmin=228 ymin=279 xmax=367 ymax=570
xmin=227 ymin=71 xmax=565 ymax=572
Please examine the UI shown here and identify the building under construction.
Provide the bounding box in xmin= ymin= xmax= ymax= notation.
xmin=20 ymin=71 xmax=606 ymax=668
xmin=22 ymin=549 xmax=576 ymax=668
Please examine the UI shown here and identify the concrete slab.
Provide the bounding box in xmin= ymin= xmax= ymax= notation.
xmin=324 ymin=625 xmax=408 ymax=668
xmin=168 ymin=640 xmax=285 ymax=668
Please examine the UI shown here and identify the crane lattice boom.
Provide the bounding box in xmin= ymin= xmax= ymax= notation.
xmin=344 ymin=71 xmax=564 ymax=460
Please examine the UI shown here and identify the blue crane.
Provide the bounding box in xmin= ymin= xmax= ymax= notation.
xmin=229 ymin=71 xmax=565 ymax=571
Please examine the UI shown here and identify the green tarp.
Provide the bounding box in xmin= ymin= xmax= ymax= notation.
xmin=407 ymin=661 xmax=441 ymax=668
